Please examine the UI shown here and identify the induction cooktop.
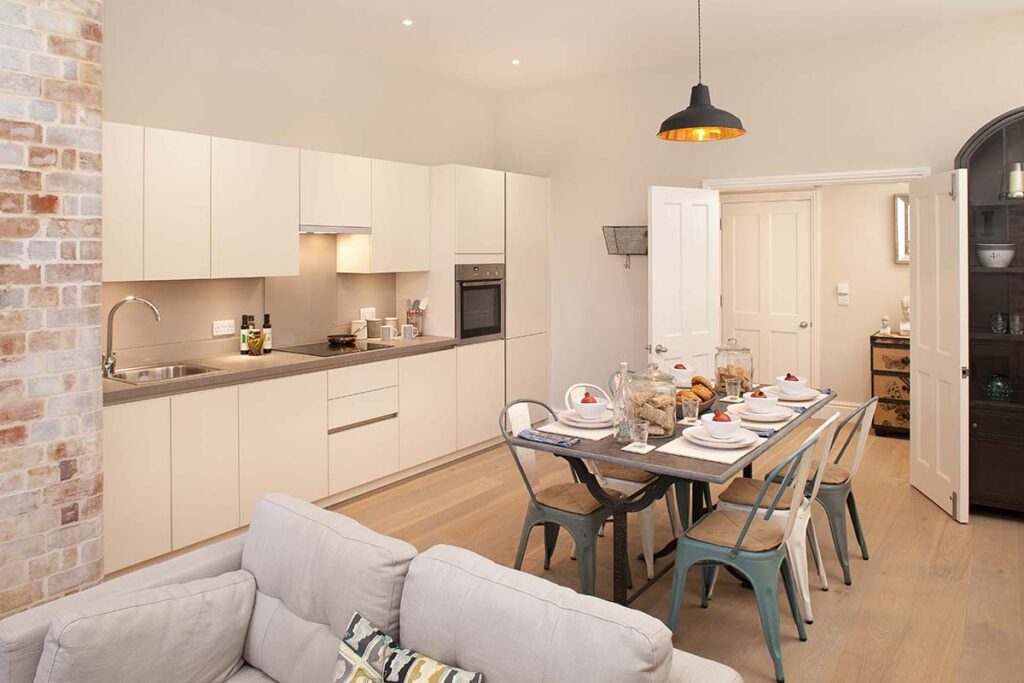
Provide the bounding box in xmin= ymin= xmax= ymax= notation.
xmin=276 ymin=341 xmax=393 ymax=357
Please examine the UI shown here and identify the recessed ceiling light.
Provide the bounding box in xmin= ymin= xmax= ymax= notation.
xmin=511 ymin=59 xmax=521 ymax=65
xmin=401 ymin=18 xmax=414 ymax=27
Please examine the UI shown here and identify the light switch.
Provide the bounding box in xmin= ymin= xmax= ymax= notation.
xmin=359 ymin=307 xmax=377 ymax=320
xmin=836 ymin=282 xmax=850 ymax=306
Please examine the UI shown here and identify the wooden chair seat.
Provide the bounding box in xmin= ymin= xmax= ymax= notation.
xmin=685 ymin=509 xmax=785 ymax=552
xmin=595 ymin=462 xmax=656 ymax=483
xmin=822 ymin=463 xmax=851 ymax=485
xmin=535 ymin=482 xmax=623 ymax=514
xmin=719 ymin=478 xmax=794 ymax=510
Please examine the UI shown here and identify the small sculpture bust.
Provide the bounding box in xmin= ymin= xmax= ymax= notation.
xmin=880 ymin=316 xmax=891 ymax=336
xmin=899 ymin=295 xmax=911 ymax=336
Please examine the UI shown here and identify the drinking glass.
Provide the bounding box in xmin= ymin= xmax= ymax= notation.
xmin=680 ymin=396 xmax=700 ymax=424
xmin=991 ymin=312 xmax=1009 ymax=334
xmin=725 ymin=377 xmax=742 ymax=400
xmin=630 ymin=420 xmax=650 ymax=447
xmin=1011 ymin=312 xmax=1024 ymax=335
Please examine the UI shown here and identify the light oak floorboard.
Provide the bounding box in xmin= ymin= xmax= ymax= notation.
xmin=331 ymin=427 xmax=1024 ymax=682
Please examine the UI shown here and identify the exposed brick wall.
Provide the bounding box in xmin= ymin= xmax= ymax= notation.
xmin=0 ymin=0 xmax=103 ymax=617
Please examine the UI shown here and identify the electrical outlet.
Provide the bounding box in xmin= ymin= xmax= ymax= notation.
xmin=359 ymin=307 xmax=377 ymax=320
xmin=212 ymin=319 xmax=236 ymax=337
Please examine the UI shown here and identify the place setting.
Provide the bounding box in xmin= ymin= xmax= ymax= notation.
xmin=536 ymin=388 xmax=617 ymax=441
xmin=657 ymin=409 xmax=766 ymax=464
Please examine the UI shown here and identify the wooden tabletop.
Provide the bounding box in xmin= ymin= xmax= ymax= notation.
xmin=510 ymin=392 xmax=837 ymax=484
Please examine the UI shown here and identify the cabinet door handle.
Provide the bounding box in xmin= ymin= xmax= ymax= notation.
xmin=971 ymin=422 xmax=978 ymax=430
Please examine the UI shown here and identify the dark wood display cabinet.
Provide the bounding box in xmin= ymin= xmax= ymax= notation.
xmin=956 ymin=107 xmax=1024 ymax=514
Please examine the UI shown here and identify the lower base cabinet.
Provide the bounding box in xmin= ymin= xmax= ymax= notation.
xmin=239 ymin=371 xmax=328 ymax=524
xmin=329 ymin=417 xmax=400 ymax=494
xmin=505 ymin=332 xmax=550 ymax=422
xmin=456 ymin=340 xmax=506 ymax=450
xmin=104 ymin=397 xmax=171 ymax=573
xmin=399 ymin=349 xmax=457 ymax=469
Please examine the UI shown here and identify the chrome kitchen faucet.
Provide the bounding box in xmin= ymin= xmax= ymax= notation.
xmin=103 ymin=296 xmax=161 ymax=378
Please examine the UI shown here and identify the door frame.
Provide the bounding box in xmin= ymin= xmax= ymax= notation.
xmin=720 ymin=190 xmax=822 ymax=389
xmin=705 ymin=167 xmax=932 ymax=413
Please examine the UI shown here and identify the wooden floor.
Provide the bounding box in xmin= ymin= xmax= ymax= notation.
xmin=332 ymin=426 xmax=1024 ymax=682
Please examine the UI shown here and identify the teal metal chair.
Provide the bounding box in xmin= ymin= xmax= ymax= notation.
xmin=500 ymin=399 xmax=624 ymax=596
xmin=667 ymin=424 xmax=830 ymax=683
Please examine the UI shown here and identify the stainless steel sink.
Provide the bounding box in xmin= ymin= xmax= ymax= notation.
xmin=108 ymin=364 xmax=222 ymax=385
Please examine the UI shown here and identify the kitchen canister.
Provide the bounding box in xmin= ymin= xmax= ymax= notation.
xmin=350 ymin=319 xmax=367 ymax=340
xmin=383 ymin=316 xmax=399 ymax=330
xmin=365 ymin=318 xmax=383 ymax=339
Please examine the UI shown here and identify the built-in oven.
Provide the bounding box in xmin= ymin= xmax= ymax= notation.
xmin=455 ymin=263 xmax=505 ymax=343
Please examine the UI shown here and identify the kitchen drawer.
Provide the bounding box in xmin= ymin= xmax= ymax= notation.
xmin=970 ymin=405 xmax=1024 ymax=441
xmin=872 ymin=373 xmax=910 ymax=402
xmin=871 ymin=347 xmax=909 ymax=373
xmin=328 ymin=359 xmax=398 ymax=399
xmin=329 ymin=416 xmax=400 ymax=494
xmin=329 ymin=386 xmax=398 ymax=430
xmin=873 ymin=399 xmax=909 ymax=430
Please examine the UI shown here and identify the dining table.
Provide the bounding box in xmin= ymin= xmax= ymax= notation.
xmin=509 ymin=389 xmax=837 ymax=605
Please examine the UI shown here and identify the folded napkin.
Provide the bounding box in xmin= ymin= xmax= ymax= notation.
xmin=518 ymin=429 xmax=581 ymax=448
xmin=538 ymin=420 xmax=615 ymax=442
xmin=655 ymin=434 xmax=765 ymax=465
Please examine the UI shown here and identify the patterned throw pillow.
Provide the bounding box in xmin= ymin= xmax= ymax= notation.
xmin=333 ymin=613 xmax=394 ymax=683
xmin=383 ymin=647 xmax=483 ymax=683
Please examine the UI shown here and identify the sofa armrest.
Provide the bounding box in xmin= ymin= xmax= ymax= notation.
xmin=0 ymin=533 xmax=246 ymax=683
xmin=668 ymin=649 xmax=743 ymax=683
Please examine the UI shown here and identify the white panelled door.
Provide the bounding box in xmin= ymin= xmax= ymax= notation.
xmin=909 ymin=170 xmax=969 ymax=523
xmin=647 ymin=186 xmax=721 ymax=377
xmin=722 ymin=195 xmax=813 ymax=384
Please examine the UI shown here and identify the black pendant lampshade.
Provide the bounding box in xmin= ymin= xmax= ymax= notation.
xmin=657 ymin=0 xmax=745 ymax=142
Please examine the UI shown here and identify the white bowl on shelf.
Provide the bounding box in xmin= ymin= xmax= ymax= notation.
xmin=976 ymin=243 xmax=1016 ymax=269
xmin=776 ymin=374 xmax=808 ymax=395
xmin=700 ymin=412 xmax=742 ymax=440
xmin=743 ymin=391 xmax=779 ymax=414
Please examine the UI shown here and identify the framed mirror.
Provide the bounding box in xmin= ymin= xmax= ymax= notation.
xmin=894 ymin=193 xmax=910 ymax=264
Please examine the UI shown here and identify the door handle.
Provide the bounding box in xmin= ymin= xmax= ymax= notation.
xmin=799 ymin=321 xmax=810 ymax=328
xmin=655 ymin=344 xmax=668 ymax=353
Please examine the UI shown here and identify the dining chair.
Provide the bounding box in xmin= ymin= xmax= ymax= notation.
xmin=566 ymin=382 xmax=681 ymax=579
xmin=500 ymin=399 xmax=624 ymax=595
xmin=715 ymin=412 xmax=840 ymax=624
xmin=666 ymin=420 xmax=831 ymax=683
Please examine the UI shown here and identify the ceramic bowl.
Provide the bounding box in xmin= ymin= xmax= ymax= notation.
xmin=574 ymin=397 xmax=608 ymax=420
xmin=701 ymin=412 xmax=742 ymax=440
xmin=976 ymin=243 xmax=1016 ymax=269
xmin=743 ymin=391 xmax=780 ymax=414
xmin=671 ymin=366 xmax=696 ymax=387
xmin=776 ymin=374 xmax=808 ymax=395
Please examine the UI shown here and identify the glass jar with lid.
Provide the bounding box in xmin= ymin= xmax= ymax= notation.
xmin=629 ymin=362 xmax=677 ymax=439
xmin=715 ymin=338 xmax=754 ymax=394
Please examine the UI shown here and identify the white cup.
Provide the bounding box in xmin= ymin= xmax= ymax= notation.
xmin=381 ymin=325 xmax=397 ymax=341
xmin=401 ymin=324 xmax=419 ymax=340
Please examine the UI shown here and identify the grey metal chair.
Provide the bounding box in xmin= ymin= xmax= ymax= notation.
xmin=500 ymin=399 xmax=624 ymax=595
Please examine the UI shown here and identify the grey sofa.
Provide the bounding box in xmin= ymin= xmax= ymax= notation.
xmin=0 ymin=493 xmax=741 ymax=683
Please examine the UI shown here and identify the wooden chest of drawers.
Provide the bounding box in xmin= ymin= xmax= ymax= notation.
xmin=870 ymin=333 xmax=910 ymax=437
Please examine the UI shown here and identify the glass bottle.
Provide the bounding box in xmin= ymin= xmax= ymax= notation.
xmin=612 ymin=362 xmax=634 ymax=444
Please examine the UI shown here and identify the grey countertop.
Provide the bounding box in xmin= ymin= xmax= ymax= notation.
xmin=103 ymin=336 xmax=458 ymax=406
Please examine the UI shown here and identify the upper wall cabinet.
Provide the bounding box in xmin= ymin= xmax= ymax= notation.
xmin=337 ymin=159 xmax=429 ymax=273
xmin=300 ymin=150 xmax=371 ymax=230
xmin=506 ymin=173 xmax=550 ymax=338
xmin=454 ymin=166 xmax=505 ymax=255
xmin=144 ymin=128 xmax=212 ymax=280
xmin=212 ymin=137 xmax=300 ymax=278
xmin=102 ymin=122 xmax=144 ymax=282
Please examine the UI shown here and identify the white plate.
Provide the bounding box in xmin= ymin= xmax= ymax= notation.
xmin=682 ymin=426 xmax=759 ymax=450
xmin=559 ymin=409 xmax=613 ymax=428
xmin=686 ymin=426 xmax=749 ymax=445
xmin=762 ymin=386 xmax=821 ymax=402
xmin=726 ymin=403 xmax=796 ymax=422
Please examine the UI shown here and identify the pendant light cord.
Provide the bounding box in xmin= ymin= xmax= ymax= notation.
xmin=697 ymin=0 xmax=702 ymax=84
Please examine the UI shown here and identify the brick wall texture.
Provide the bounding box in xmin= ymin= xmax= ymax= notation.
xmin=0 ymin=0 xmax=103 ymax=617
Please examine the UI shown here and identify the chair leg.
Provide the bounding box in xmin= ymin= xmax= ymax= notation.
xmin=542 ymin=522 xmax=560 ymax=570
xmin=786 ymin=522 xmax=814 ymax=624
xmin=573 ymin=532 xmax=597 ymax=596
xmin=749 ymin=565 xmax=787 ymax=683
xmin=806 ymin=515 xmax=829 ymax=592
xmin=700 ymin=564 xmax=718 ymax=608
xmin=639 ymin=507 xmax=656 ymax=580
xmin=514 ymin=515 xmax=535 ymax=570
xmin=780 ymin=556 xmax=808 ymax=641
xmin=667 ymin=552 xmax=694 ymax=632
xmin=821 ymin=495 xmax=852 ymax=586
xmin=665 ymin=494 xmax=680 ymax=537
xmin=847 ymin=491 xmax=870 ymax=561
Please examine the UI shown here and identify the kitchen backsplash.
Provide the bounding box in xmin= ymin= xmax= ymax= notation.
xmin=102 ymin=235 xmax=397 ymax=363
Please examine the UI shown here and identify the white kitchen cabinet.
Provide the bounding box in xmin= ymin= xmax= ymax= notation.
xmin=170 ymin=386 xmax=239 ymax=550
xmin=456 ymin=340 xmax=506 ymax=450
xmin=454 ymin=166 xmax=505 ymax=255
xmin=300 ymin=150 xmax=371 ymax=230
xmin=102 ymin=122 xmax=143 ymax=282
xmin=144 ymin=128 xmax=211 ymax=280
xmin=399 ymin=349 xmax=456 ymax=468
xmin=239 ymin=371 xmax=328 ymax=524
xmin=212 ymin=137 xmax=300 ymax=278
xmin=328 ymin=417 xmax=400 ymax=494
xmin=337 ymin=159 xmax=429 ymax=273
xmin=103 ymin=397 xmax=171 ymax=573
xmin=506 ymin=332 xmax=550 ymax=423
xmin=505 ymin=173 xmax=550 ymax=338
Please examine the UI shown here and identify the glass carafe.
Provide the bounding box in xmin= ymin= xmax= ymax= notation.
xmin=715 ymin=338 xmax=754 ymax=394
xmin=611 ymin=362 xmax=634 ymax=444
xmin=629 ymin=362 xmax=677 ymax=439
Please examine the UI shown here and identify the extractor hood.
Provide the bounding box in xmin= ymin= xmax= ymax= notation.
xmin=299 ymin=225 xmax=371 ymax=235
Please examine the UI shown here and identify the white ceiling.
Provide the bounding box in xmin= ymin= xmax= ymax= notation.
xmin=214 ymin=0 xmax=1023 ymax=92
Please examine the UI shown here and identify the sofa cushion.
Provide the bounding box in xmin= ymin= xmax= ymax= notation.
xmin=33 ymin=569 xmax=255 ymax=683
xmin=667 ymin=650 xmax=743 ymax=683
xmin=382 ymin=647 xmax=483 ymax=683
xmin=228 ymin=665 xmax=276 ymax=682
xmin=399 ymin=545 xmax=674 ymax=683
xmin=241 ymin=494 xmax=417 ymax=683
xmin=335 ymin=612 xmax=394 ymax=681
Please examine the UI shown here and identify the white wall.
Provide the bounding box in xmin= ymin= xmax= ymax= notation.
xmin=494 ymin=13 xmax=1024 ymax=399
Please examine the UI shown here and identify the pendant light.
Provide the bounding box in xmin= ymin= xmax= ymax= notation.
xmin=657 ymin=0 xmax=745 ymax=142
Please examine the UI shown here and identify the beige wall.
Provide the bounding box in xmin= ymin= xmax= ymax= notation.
xmin=494 ymin=13 xmax=1024 ymax=400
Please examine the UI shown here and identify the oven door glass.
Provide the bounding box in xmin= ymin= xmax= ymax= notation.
xmin=459 ymin=282 xmax=502 ymax=339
